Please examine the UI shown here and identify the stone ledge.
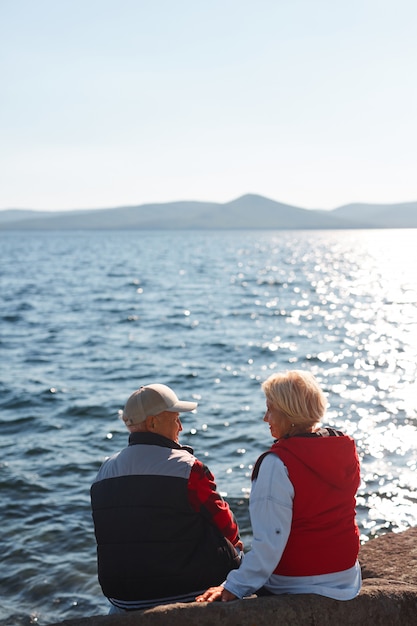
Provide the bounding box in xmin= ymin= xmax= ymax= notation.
xmin=52 ymin=527 xmax=417 ymax=626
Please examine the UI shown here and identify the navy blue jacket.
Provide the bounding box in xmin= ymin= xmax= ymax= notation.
xmin=91 ymin=432 xmax=240 ymax=602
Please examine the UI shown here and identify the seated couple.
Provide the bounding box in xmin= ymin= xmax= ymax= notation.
xmin=90 ymin=371 xmax=361 ymax=613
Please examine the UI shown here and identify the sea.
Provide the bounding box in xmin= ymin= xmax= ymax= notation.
xmin=1 ymin=228 xmax=416 ymax=625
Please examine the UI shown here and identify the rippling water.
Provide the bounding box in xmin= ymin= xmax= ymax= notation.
xmin=1 ymin=229 xmax=416 ymax=625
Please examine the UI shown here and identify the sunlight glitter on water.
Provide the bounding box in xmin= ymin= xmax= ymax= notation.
xmin=2 ymin=228 xmax=417 ymax=625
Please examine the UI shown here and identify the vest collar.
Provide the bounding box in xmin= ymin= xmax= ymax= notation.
xmin=128 ymin=431 xmax=194 ymax=454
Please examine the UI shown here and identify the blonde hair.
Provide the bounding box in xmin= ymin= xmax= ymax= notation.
xmin=262 ymin=370 xmax=326 ymax=432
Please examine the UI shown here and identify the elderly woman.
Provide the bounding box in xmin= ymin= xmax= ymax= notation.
xmin=197 ymin=370 xmax=361 ymax=603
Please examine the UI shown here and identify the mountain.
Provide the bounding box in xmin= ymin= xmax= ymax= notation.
xmin=0 ymin=194 xmax=416 ymax=230
xmin=0 ymin=209 xmax=52 ymax=223
xmin=332 ymin=202 xmax=417 ymax=228
xmin=194 ymin=195 xmax=356 ymax=229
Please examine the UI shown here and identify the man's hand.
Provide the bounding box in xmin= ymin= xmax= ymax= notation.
xmin=235 ymin=540 xmax=244 ymax=552
xmin=196 ymin=585 xmax=238 ymax=603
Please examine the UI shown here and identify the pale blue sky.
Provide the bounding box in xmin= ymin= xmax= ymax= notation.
xmin=1 ymin=0 xmax=416 ymax=211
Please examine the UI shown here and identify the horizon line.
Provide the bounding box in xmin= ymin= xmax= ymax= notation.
xmin=2 ymin=192 xmax=417 ymax=214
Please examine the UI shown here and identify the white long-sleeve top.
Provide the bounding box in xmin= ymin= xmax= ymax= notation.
xmin=224 ymin=453 xmax=361 ymax=600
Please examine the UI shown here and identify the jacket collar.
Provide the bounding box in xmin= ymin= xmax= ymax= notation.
xmin=128 ymin=431 xmax=194 ymax=454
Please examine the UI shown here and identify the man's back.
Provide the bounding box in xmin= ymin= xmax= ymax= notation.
xmin=91 ymin=432 xmax=240 ymax=608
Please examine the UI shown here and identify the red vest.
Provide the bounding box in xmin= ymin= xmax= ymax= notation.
xmin=252 ymin=432 xmax=360 ymax=576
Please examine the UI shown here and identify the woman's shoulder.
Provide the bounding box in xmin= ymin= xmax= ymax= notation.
xmin=252 ymin=448 xmax=287 ymax=480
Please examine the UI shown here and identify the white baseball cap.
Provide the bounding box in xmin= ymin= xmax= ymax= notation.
xmin=122 ymin=383 xmax=197 ymax=426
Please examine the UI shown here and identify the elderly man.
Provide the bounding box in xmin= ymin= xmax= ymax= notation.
xmin=91 ymin=383 xmax=242 ymax=613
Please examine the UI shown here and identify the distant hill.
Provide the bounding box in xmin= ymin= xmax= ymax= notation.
xmin=332 ymin=201 xmax=417 ymax=228
xmin=0 ymin=209 xmax=52 ymax=223
xmin=1 ymin=194 xmax=416 ymax=230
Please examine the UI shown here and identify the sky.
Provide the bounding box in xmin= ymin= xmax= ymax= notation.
xmin=1 ymin=0 xmax=416 ymax=212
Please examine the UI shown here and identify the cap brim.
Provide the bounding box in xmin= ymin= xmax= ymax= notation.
xmin=170 ymin=400 xmax=198 ymax=413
